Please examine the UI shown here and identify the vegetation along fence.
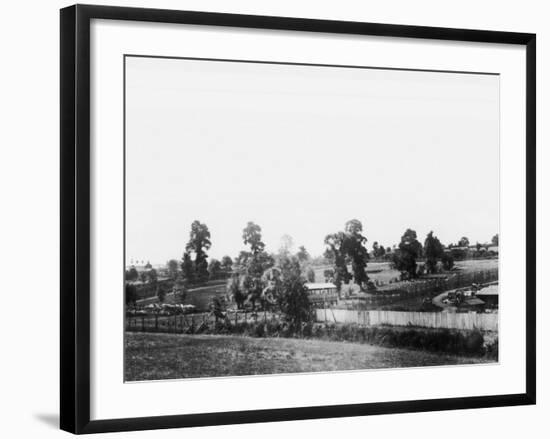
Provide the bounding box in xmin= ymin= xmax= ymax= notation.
xmin=126 ymin=310 xmax=280 ymax=334
xmin=376 ymin=268 xmax=498 ymax=295
xmin=315 ymin=309 xmax=498 ymax=331
xmin=341 ymin=268 xmax=499 ymax=309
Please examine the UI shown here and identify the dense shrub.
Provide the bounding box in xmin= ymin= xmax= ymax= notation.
xmin=485 ymin=338 xmax=499 ymax=360
xmin=130 ymin=312 xmax=495 ymax=358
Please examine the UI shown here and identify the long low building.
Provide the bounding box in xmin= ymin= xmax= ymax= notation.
xmin=305 ymin=282 xmax=338 ymax=305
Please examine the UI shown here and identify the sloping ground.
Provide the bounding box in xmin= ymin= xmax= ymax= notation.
xmin=125 ymin=333 xmax=493 ymax=381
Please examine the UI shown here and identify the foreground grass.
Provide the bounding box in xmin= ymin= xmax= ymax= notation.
xmin=125 ymin=332 xmax=493 ymax=381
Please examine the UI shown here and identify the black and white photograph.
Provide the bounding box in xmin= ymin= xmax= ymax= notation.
xmin=0 ymin=0 xmax=544 ymax=436
xmin=124 ymin=55 xmax=500 ymax=381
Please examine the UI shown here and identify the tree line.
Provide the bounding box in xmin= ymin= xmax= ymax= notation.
xmin=125 ymin=217 xmax=498 ymax=311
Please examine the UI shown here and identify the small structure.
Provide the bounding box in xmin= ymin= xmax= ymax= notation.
xmin=305 ymin=282 xmax=338 ymax=306
xmin=476 ymin=284 xmax=499 ymax=308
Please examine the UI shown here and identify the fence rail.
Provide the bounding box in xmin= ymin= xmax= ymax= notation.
xmin=315 ymin=309 xmax=498 ymax=331
xmin=126 ymin=310 xmax=279 ymax=334
xmin=339 ymin=269 xmax=499 ymax=310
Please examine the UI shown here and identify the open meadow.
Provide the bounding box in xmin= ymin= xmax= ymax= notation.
xmin=125 ymin=332 xmax=494 ymax=381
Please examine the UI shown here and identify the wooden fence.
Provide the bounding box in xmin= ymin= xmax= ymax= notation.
xmin=339 ymin=268 xmax=499 ymax=310
xmin=315 ymin=309 xmax=498 ymax=331
xmin=126 ymin=310 xmax=278 ymax=334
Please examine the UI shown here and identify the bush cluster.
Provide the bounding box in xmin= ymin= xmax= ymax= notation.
xmin=167 ymin=318 xmax=496 ymax=358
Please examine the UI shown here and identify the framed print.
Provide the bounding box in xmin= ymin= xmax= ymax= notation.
xmin=60 ymin=4 xmax=536 ymax=434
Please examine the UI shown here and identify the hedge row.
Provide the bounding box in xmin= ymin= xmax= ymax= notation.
xmin=177 ymin=319 xmax=498 ymax=359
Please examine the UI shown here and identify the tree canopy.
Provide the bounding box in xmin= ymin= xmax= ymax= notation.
xmin=221 ymin=255 xmax=233 ymax=272
xmin=424 ymin=231 xmax=444 ymax=274
xmin=208 ymin=258 xmax=222 ymax=280
xmin=166 ymin=259 xmax=179 ymax=279
xmin=180 ymin=251 xmax=195 ymax=284
xmin=324 ymin=219 xmax=370 ymax=290
xmin=185 ymin=220 xmax=211 ymax=282
xmin=392 ymin=228 xmax=422 ymax=279
xmin=458 ymin=236 xmax=470 ymax=247
xmin=242 ymin=221 xmax=265 ymax=255
xmin=126 ymin=267 xmax=138 ymax=282
xmin=125 ymin=283 xmax=138 ymax=307
xmin=271 ymin=256 xmax=312 ymax=328
xmin=296 ymin=245 xmax=310 ymax=263
xmin=278 ymin=234 xmax=294 ymax=257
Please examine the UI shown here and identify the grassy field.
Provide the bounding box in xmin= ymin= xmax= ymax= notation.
xmin=137 ymin=280 xmax=228 ymax=309
xmin=125 ymin=332 xmax=492 ymax=381
xmin=312 ymin=259 xmax=498 ymax=285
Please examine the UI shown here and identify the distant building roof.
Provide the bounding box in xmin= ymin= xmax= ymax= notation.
xmin=305 ymin=282 xmax=337 ymax=290
xmin=476 ymin=285 xmax=499 ymax=296
xmin=464 ymin=297 xmax=486 ymax=306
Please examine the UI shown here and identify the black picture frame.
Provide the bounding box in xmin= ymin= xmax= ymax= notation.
xmin=60 ymin=4 xmax=536 ymax=434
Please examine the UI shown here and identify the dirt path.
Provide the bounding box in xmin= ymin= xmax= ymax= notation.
xmin=432 ymin=290 xmax=458 ymax=311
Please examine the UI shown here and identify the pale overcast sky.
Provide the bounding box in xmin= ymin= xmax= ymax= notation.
xmin=125 ymin=56 xmax=499 ymax=265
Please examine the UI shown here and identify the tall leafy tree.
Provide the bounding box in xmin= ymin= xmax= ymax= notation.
xmin=278 ymin=234 xmax=294 ymax=257
xmin=227 ymin=274 xmax=246 ymax=309
xmin=180 ymin=251 xmax=195 ymax=284
xmin=185 ymin=220 xmax=211 ymax=282
xmin=125 ymin=283 xmax=138 ymax=307
xmin=242 ymin=221 xmax=265 ymax=255
xmin=208 ymin=258 xmax=222 ymax=280
xmin=274 ymin=256 xmax=312 ymax=328
xmin=441 ymin=252 xmax=455 ymax=271
xmin=296 ymin=245 xmax=310 ymax=263
xmin=166 ymin=259 xmax=179 ymax=279
xmin=344 ymin=219 xmax=370 ymax=288
xmin=372 ymin=242 xmax=386 ymax=258
xmin=220 ymin=255 xmax=233 ymax=272
xmin=324 ymin=220 xmax=370 ymax=289
xmin=227 ymin=222 xmax=275 ymax=310
xmin=492 ymin=234 xmax=499 ymax=246
xmin=234 ymin=250 xmax=252 ymax=274
xmin=392 ymin=228 xmax=423 ymax=279
xmin=242 ymin=221 xmax=274 ymax=278
xmin=324 ymin=231 xmax=351 ymax=290
xmin=458 ymin=236 xmax=470 ymax=247
xmin=157 ymin=284 xmax=166 ymax=304
xmin=175 ymin=283 xmax=187 ymax=304
xmin=424 ymin=231 xmax=444 ymax=274
xmin=126 ymin=267 xmax=138 ymax=282
xmin=148 ymin=268 xmax=158 ymax=284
